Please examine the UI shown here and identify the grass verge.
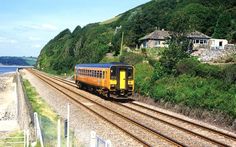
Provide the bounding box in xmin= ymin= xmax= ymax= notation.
xmin=23 ymin=79 xmax=71 ymax=146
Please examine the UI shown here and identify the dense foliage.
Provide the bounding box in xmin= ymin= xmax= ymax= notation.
xmin=37 ymin=0 xmax=236 ymax=74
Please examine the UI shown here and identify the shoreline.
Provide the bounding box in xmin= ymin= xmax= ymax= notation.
xmin=0 ymin=72 xmax=19 ymax=132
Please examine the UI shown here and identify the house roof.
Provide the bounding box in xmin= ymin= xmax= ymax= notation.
xmin=75 ymin=62 xmax=130 ymax=68
xmin=139 ymin=30 xmax=170 ymax=41
xmin=187 ymin=31 xmax=211 ymax=39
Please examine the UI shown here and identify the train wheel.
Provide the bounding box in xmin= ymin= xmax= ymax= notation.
xmin=77 ymin=81 xmax=82 ymax=89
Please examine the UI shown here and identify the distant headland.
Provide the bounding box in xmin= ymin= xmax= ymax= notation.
xmin=0 ymin=56 xmax=37 ymax=66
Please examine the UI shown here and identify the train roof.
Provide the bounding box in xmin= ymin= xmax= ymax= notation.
xmin=75 ymin=62 xmax=130 ymax=68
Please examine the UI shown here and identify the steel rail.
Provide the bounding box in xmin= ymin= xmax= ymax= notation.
xmin=46 ymin=70 xmax=236 ymax=144
xmin=29 ymin=69 xmax=184 ymax=147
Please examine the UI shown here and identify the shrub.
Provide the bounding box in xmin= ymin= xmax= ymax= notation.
xmin=119 ymin=52 xmax=144 ymax=65
xmin=176 ymin=58 xmax=199 ymax=76
xmin=134 ymin=63 xmax=154 ymax=96
xmin=195 ymin=63 xmax=222 ymax=79
xmin=176 ymin=58 xmax=223 ymax=79
xmin=151 ymin=74 xmax=236 ymax=116
xmin=222 ymin=64 xmax=236 ymax=84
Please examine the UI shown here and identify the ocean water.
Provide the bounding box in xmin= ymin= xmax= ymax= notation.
xmin=0 ymin=66 xmax=18 ymax=74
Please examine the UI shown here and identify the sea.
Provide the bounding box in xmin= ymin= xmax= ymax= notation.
xmin=0 ymin=66 xmax=18 ymax=74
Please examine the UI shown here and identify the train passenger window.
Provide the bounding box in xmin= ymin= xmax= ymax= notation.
xmin=102 ymin=71 xmax=105 ymax=79
xmin=99 ymin=71 xmax=102 ymax=78
xmin=127 ymin=67 xmax=133 ymax=79
xmin=110 ymin=66 xmax=116 ymax=79
xmin=97 ymin=71 xmax=99 ymax=78
xmin=92 ymin=70 xmax=95 ymax=77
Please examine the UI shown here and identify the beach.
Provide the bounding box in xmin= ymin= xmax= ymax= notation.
xmin=0 ymin=73 xmax=19 ymax=132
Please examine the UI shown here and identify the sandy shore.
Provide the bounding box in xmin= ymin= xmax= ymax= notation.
xmin=0 ymin=73 xmax=19 ymax=132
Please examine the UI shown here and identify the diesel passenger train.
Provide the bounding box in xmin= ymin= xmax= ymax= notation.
xmin=74 ymin=63 xmax=134 ymax=97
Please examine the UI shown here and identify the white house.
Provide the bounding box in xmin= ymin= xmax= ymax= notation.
xmin=208 ymin=39 xmax=228 ymax=49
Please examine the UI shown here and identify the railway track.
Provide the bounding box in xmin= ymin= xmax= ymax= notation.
xmin=28 ymin=69 xmax=185 ymax=147
xmin=29 ymin=69 xmax=236 ymax=146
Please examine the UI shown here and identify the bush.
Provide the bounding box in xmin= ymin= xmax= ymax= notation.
xmin=176 ymin=58 xmax=199 ymax=76
xmin=134 ymin=63 xmax=154 ymax=96
xmin=120 ymin=52 xmax=144 ymax=65
xmin=222 ymin=64 xmax=236 ymax=84
xmin=176 ymin=58 xmax=223 ymax=79
xmin=151 ymin=74 xmax=236 ymax=116
xmin=195 ymin=63 xmax=222 ymax=79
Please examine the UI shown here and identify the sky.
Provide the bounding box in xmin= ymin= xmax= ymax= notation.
xmin=0 ymin=0 xmax=150 ymax=57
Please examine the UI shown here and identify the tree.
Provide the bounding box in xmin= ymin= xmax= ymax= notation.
xmin=159 ymin=34 xmax=190 ymax=74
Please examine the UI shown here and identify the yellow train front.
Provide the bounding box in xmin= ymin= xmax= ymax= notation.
xmin=74 ymin=63 xmax=134 ymax=97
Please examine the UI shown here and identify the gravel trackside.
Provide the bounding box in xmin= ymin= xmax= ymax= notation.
xmin=21 ymin=69 xmax=142 ymax=147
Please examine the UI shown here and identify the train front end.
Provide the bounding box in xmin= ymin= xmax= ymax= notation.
xmin=109 ymin=65 xmax=134 ymax=97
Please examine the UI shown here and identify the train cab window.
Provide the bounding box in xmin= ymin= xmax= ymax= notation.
xmin=110 ymin=66 xmax=116 ymax=79
xmin=127 ymin=67 xmax=133 ymax=79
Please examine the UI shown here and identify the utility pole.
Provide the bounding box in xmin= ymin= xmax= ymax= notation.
xmin=66 ymin=104 xmax=70 ymax=147
xmin=120 ymin=32 xmax=124 ymax=56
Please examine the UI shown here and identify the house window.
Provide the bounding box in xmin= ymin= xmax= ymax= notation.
xmin=155 ymin=40 xmax=160 ymax=46
xmin=204 ymin=40 xmax=207 ymax=44
xmin=219 ymin=41 xmax=223 ymax=47
xmin=143 ymin=41 xmax=147 ymax=48
xmin=200 ymin=40 xmax=204 ymax=44
xmin=195 ymin=40 xmax=199 ymax=44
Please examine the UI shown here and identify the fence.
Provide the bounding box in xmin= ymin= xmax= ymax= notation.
xmin=90 ymin=131 xmax=111 ymax=147
xmin=34 ymin=112 xmax=44 ymax=147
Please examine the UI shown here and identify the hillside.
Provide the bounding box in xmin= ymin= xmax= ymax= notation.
xmin=35 ymin=0 xmax=236 ymax=126
xmin=0 ymin=56 xmax=37 ymax=66
xmin=37 ymin=0 xmax=236 ymax=74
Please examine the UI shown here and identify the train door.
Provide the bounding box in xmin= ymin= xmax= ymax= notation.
xmin=119 ymin=70 xmax=126 ymax=89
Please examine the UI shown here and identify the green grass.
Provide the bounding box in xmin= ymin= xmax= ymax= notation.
xmin=23 ymin=79 xmax=71 ymax=146
xmin=99 ymin=15 xmax=120 ymax=25
xmin=0 ymin=131 xmax=24 ymax=147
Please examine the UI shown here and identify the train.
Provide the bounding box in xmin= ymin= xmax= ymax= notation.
xmin=74 ymin=63 xmax=134 ymax=97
